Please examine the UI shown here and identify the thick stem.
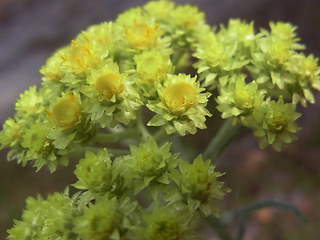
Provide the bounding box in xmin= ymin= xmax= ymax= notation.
xmin=153 ymin=127 xmax=168 ymax=144
xmin=203 ymin=118 xmax=241 ymax=163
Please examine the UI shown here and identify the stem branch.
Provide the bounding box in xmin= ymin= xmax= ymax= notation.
xmin=203 ymin=118 xmax=241 ymax=163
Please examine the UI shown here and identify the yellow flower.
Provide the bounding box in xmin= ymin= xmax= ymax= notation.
xmin=88 ymin=61 xmax=125 ymax=101
xmin=124 ymin=20 xmax=160 ymax=50
xmin=171 ymin=5 xmax=204 ymax=30
xmin=60 ymin=34 xmax=106 ymax=76
xmin=160 ymin=74 xmax=198 ymax=115
xmin=40 ymin=48 xmax=65 ymax=82
xmin=94 ymin=73 xmax=124 ymax=100
xmin=144 ymin=0 xmax=175 ymax=22
xmin=163 ymin=82 xmax=197 ymax=115
xmin=148 ymin=74 xmax=211 ymax=136
xmin=134 ymin=50 xmax=173 ymax=85
xmin=45 ymin=92 xmax=80 ymax=129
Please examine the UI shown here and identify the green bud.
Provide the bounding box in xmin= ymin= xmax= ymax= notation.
xmin=216 ymin=75 xmax=265 ymax=122
xmin=75 ymin=197 xmax=122 ymax=240
xmin=176 ymin=155 xmax=226 ymax=216
xmin=0 ymin=118 xmax=22 ymax=150
xmin=7 ymin=192 xmax=78 ymax=240
xmin=252 ymin=97 xmax=301 ymax=151
xmin=125 ymin=139 xmax=178 ymax=194
xmin=74 ymin=149 xmax=113 ymax=194
xmin=138 ymin=205 xmax=196 ymax=240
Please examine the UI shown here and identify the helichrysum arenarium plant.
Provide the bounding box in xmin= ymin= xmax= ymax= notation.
xmin=1 ymin=0 xmax=318 ymax=239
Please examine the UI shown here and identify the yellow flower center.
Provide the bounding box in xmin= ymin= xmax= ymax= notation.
xmin=125 ymin=22 xmax=159 ymax=49
xmin=95 ymin=73 xmax=124 ymax=100
xmin=61 ymin=38 xmax=98 ymax=72
xmin=50 ymin=93 xmax=80 ymax=129
xmin=164 ymin=82 xmax=196 ymax=115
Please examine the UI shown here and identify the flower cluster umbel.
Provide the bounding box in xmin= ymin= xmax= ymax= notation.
xmin=8 ymin=140 xmax=227 ymax=240
xmin=1 ymin=0 xmax=319 ymax=239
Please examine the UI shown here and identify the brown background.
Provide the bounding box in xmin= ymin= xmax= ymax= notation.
xmin=0 ymin=0 xmax=320 ymax=239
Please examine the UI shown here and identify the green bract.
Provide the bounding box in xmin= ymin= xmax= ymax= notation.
xmin=2 ymin=0 xmax=320 ymax=239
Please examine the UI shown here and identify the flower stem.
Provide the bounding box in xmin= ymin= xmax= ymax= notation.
xmin=68 ymin=146 xmax=102 ymax=158
xmin=89 ymin=129 xmax=139 ymax=144
xmin=153 ymin=127 xmax=167 ymax=143
xmin=203 ymin=118 xmax=241 ymax=163
xmin=137 ymin=108 xmax=153 ymax=140
xmin=107 ymin=148 xmax=130 ymax=156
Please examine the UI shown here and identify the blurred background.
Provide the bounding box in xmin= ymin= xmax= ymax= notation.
xmin=0 ymin=0 xmax=319 ymax=239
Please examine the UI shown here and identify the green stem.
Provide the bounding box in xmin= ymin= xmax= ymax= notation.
xmin=153 ymin=127 xmax=168 ymax=143
xmin=235 ymin=215 xmax=247 ymax=240
xmin=137 ymin=108 xmax=152 ymax=140
xmin=68 ymin=146 xmax=130 ymax=158
xmin=68 ymin=146 xmax=103 ymax=158
xmin=89 ymin=129 xmax=139 ymax=144
xmin=203 ymin=118 xmax=241 ymax=163
xmin=107 ymin=148 xmax=130 ymax=156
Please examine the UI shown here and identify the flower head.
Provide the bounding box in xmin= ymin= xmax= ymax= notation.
xmin=174 ymin=155 xmax=227 ymax=216
xmin=74 ymin=149 xmax=113 ymax=195
xmin=134 ymin=50 xmax=173 ymax=96
xmin=125 ymin=139 xmax=177 ymax=193
xmin=15 ymin=86 xmax=44 ymax=118
xmin=170 ymin=5 xmax=204 ymax=30
xmin=0 ymin=118 xmax=22 ymax=150
xmin=216 ymin=75 xmax=266 ymax=124
xmin=144 ymin=0 xmax=176 ymax=22
xmin=75 ymin=197 xmax=122 ymax=240
xmin=88 ymin=61 xmax=125 ymax=101
xmin=124 ymin=21 xmax=161 ymax=50
xmin=252 ymin=97 xmax=301 ymax=151
xmin=138 ymin=205 xmax=196 ymax=240
xmin=81 ymin=61 xmax=142 ymax=127
xmin=45 ymin=91 xmax=81 ymax=129
xmin=40 ymin=48 xmax=66 ymax=83
xmin=147 ymin=73 xmax=211 ymax=136
xmin=7 ymin=192 xmax=78 ymax=240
